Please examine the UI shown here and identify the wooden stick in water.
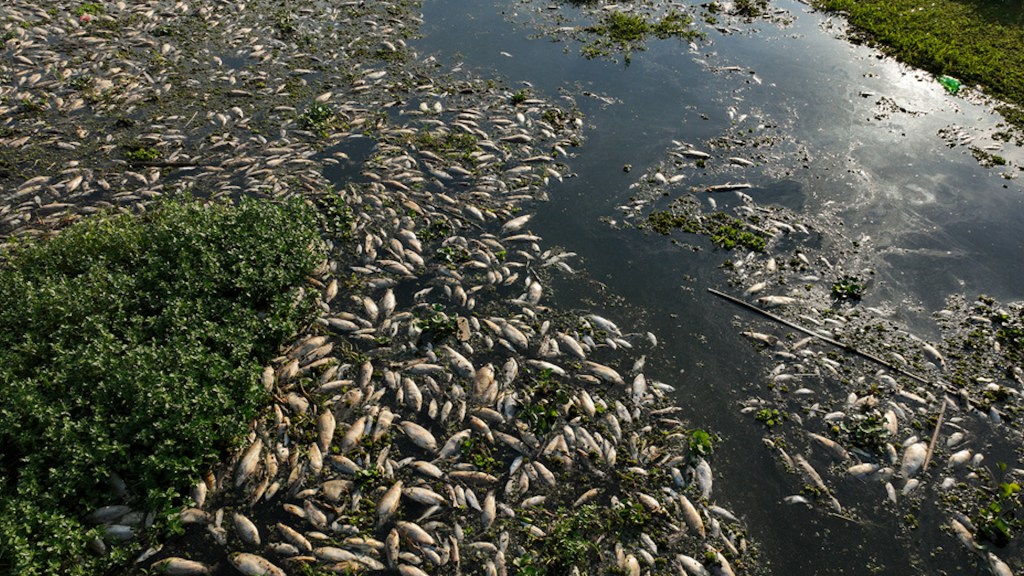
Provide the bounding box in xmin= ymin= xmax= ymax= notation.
xmin=923 ymin=397 xmax=948 ymax=473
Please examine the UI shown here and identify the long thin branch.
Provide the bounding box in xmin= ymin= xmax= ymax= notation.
xmin=708 ymin=288 xmax=928 ymax=384
xmin=707 ymin=288 xmax=996 ymax=417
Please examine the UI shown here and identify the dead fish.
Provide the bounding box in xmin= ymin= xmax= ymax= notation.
xmin=403 ymin=486 xmax=447 ymax=507
xmin=678 ymin=494 xmax=705 ymax=538
xmin=439 ymin=429 xmax=473 ymax=460
xmin=501 ymin=322 xmax=530 ymax=350
xmin=339 ymin=416 xmax=367 ymax=453
xmin=228 ymin=553 xmax=285 ymax=576
xmin=473 ymin=364 xmax=497 ymax=405
xmin=676 ymin=554 xmax=712 ymax=576
xmin=442 ymin=345 xmax=475 ymax=379
xmin=584 ymin=361 xmax=625 ymax=385
xmin=744 ymin=281 xmax=767 ymax=295
xmin=234 ymin=439 xmax=263 ymax=488
xmin=397 ymin=520 xmax=436 ymax=546
xmin=481 ymin=491 xmax=496 ymax=530
xmin=399 ymin=420 xmax=438 ymax=452
xmin=624 ymin=554 xmax=641 ymax=576
xmin=586 ymin=314 xmax=622 ymax=336
xmin=742 ymin=331 xmax=778 ymax=346
xmin=694 ymin=458 xmax=713 ymax=499
xmin=277 ymin=522 xmax=312 ymax=553
xmin=233 ymin=512 xmax=260 ymax=546
xmin=900 ymin=442 xmax=927 ymax=478
xmin=151 ymin=557 xmax=210 ymax=575
xmin=757 ymin=295 xmax=797 ymax=307
xmin=556 ymin=332 xmax=587 ymax=360
xmin=84 ymin=505 xmax=132 ymax=525
xmin=921 ymin=342 xmax=947 ymax=369
xmin=808 ymin=433 xmax=849 ymax=461
xmin=378 ymin=480 xmax=404 ymax=525
xmin=987 ymin=553 xmax=1011 ymax=573
xmin=783 ymin=495 xmax=812 ymax=507
xmin=847 ymin=463 xmax=879 ymax=478
xmin=318 ymin=410 xmax=336 ymax=453
xmin=411 ymin=460 xmax=445 ymax=479
xmin=793 ymin=455 xmax=828 ymax=495
xmin=398 ymin=565 xmax=430 ymax=576
xmin=501 ymin=214 xmax=533 ymax=234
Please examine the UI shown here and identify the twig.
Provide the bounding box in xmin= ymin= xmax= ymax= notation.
xmin=708 ymin=288 xmax=928 ymax=384
xmin=922 ymin=397 xmax=948 ymax=473
xmin=127 ymin=160 xmax=206 ymax=168
xmin=708 ymin=288 xmax=999 ymax=417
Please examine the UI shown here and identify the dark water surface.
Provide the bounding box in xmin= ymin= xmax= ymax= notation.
xmin=415 ymin=2 xmax=1023 ymax=575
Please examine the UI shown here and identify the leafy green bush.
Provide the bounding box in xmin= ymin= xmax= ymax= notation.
xmin=0 ymin=196 xmax=324 ymax=575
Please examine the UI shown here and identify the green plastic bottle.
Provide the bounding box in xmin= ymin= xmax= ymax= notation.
xmin=938 ymin=75 xmax=961 ymax=95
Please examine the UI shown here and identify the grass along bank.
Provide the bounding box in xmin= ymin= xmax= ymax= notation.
xmin=815 ymin=0 xmax=1024 ymax=133
xmin=0 ymin=196 xmax=325 ymax=575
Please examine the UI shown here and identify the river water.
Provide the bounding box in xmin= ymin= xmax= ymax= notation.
xmin=415 ymin=1 xmax=1023 ymax=574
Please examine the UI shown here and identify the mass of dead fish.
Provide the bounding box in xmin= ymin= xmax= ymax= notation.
xmin=1 ymin=1 xmax=756 ymax=575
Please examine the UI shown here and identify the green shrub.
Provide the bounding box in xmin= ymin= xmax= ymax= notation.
xmin=0 ymin=196 xmax=324 ymax=575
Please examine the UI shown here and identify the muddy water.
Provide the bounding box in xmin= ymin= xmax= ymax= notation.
xmin=416 ymin=1 xmax=1022 ymax=574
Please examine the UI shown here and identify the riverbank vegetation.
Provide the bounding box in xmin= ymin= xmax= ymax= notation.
xmin=0 ymin=196 xmax=324 ymax=575
xmin=815 ymin=0 xmax=1024 ymax=133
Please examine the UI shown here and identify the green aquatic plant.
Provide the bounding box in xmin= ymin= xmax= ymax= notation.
xmin=521 ymin=369 xmax=568 ymax=435
xmin=604 ymin=12 xmax=649 ymax=43
xmin=582 ymin=9 xmax=702 ymax=62
xmin=299 ymin=102 xmax=336 ymax=136
xmin=414 ymin=304 xmax=457 ymax=342
xmin=652 ymin=11 xmax=695 ymax=38
xmin=0 ymin=196 xmax=323 ymax=576
xmin=837 ymin=411 xmax=891 ymax=453
xmin=520 ymin=505 xmax=602 ymax=575
xmin=975 ymin=472 xmax=1022 ymax=547
xmin=412 ymin=129 xmax=478 ymax=165
xmin=706 ymin=212 xmax=766 ymax=252
xmin=75 ymin=3 xmax=104 ymax=17
xmin=831 ymin=275 xmax=866 ymax=301
xmin=755 ymin=408 xmax=783 ymax=428
xmin=733 ymin=0 xmax=769 ymax=17
xmin=646 ymin=207 xmax=766 ymax=251
xmin=460 ymin=435 xmax=501 ymax=473
xmin=689 ymin=429 xmax=715 ymax=458
xmin=123 ymin=143 xmax=160 ymax=162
